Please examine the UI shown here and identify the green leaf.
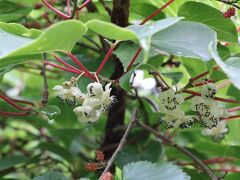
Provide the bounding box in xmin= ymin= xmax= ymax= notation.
xmin=119 ymin=69 xmax=134 ymax=92
xmin=38 ymin=142 xmax=73 ymax=163
xmin=115 ymin=140 xmax=162 ymax=168
xmin=209 ymin=42 xmax=240 ymax=89
xmin=33 ymin=171 xmax=68 ymax=180
xmin=0 ymin=155 xmax=28 ymax=171
xmin=127 ymin=17 xmax=182 ymax=61
xmin=0 ymin=20 xmax=87 ymax=67
xmin=114 ymin=41 xmax=143 ymax=71
xmin=0 ymin=1 xmax=32 ymax=22
xmin=130 ymin=2 xmax=165 ymax=22
xmin=86 ymin=19 xmax=137 ymax=41
xmin=178 ymin=1 xmax=238 ymax=43
xmin=123 ymin=161 xmax=190 ymax=180
xmin=0 ymin=22 xmax=42 ymax=38
xmin=162 ymin=72 xmax=183 ymax=84
xmin=151 ymin=21 xmax=217 ymax=61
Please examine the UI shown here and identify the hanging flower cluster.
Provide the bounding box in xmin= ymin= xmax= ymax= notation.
xmin=158 ymin=83 xmax=229 ymax=140
xmin=191 ymin=83 xmax=227 ymax=128
xmin=158 ymin=89 xmax=194 ymax=129
xmin=53 ymin=80 xmax=115 ymax=123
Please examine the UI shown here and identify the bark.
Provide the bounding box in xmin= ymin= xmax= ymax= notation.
xmin=101 ymin=0 xmax=130 ymax=161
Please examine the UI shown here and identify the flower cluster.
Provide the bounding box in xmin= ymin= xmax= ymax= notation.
xmin=158 ymin=83 xmax=229 ymax=140
xmin=191 ymin=83 xmax=225 ymax=128
xmin=159 ymin=89 xmax=194 ymax=129
xmin=53 ymin=80 xmax=115 ymax=123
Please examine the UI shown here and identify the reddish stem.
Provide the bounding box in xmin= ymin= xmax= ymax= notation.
xmin=96 ymin=43 xmax=117 ymax=76
xmin=212 ymin=168 xmax=240 ymax=173
xmin=44 ymin=61 xmax=80 ymax=74
xmin=183 ymin=90 xmax=240 ymax=103
xmin=190 ymin=66 xmax=220 ymax=82
xmin=193 ymin=80 xmax=214 ymax=87
xmin=140 ymin=0 xmax=175 ymax=25
xmin=0 ymin=111 xmax=30 ymax=117
xmin=10 ymin=99 xmax=35 ymax=106
xmin=50 ymin=53 xmax=83 ymax=74
xmin=223 ymin=115 xmax=240 ymax=121
xmin=127 ymin=47 xmax=142 ymax=71
xmin=67 ymin=53 xmax=96 ymax=80
xmin=66 ymin=0 xmax=71 ymax=15
xmin=203 ymin=157 xmax=236 ymax=164
xmin=228 ymin=106 xmax=240 ymax=112
xmin=78 ymin=0 xmax=91 ymax=11
xmin=0 ymin=94 xmax=30 ymax=111
xmin=41 ymin=0 xmax=70 ymax=19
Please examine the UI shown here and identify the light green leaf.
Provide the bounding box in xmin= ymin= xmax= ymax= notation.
xmin=178 ymin=1 xmax=238 ymax=43
xmin=127 ymin=17 xmax=182 ymax=61
xmin=0 ymin=20 xmax=87 ymax=67
xmin=33 ymin=171 xmax=68 ymax=180
xmin=152 ymin=21 xmax=217 ymax=61
xmin=86 ymin=19 xmax=137 ymax=41
xmin=209 ymin=42 xmax=240 ymax=89
xmin=0 ymin=155 xmax=28 ymax=171
xmin=123 ymin=161 xmax=190 ymax=180
xmin=0 ymin=22 xmax=42 ymax=38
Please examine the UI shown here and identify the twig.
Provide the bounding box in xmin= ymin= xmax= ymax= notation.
xmin=149 ymin=71 xmax=170 ymax=90
xmin=216 ymin=0 xmax=240 ymax=9
xmin=99 ymin=109 xmax=138 ymax=179
xmin=137 ymin=120 xmax=219 ymax=180
xmin=41 ymin=53 xmax=49 ymax=106
xmin=70 ymin=0 xmax=78 ymax=19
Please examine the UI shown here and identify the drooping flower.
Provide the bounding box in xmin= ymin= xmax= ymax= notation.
xmin=158 ymin=88 xmax=184 ymax=113
xmin=53 ymin=81 xmax=84 ymax=106
xmin=87 ymin=82 xmax=104 ymax=98
xmin=201 ymin=120 xmax=228 ymax=141
xmin=191 ymin=96 xmax=224 ymax=128
xmin=160 ymin=109 xmax=194 ymax=129
xmin=73 ymin=105 xmax=101 ymax=123
xmin=200 ymin=83 xmax=217 ymax=99
xmin=101 ymin=83 xmax=116 ymax=111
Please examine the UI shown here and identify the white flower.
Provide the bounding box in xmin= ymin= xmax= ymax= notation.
xmin=53 ymin=82 xmax=84 ymax=106
xmin=87 ymin=82 xmax=104 ymax=98
xmin=201 ymin=120 xmax=228 ymax=141
xmin=74 ymin=105 xmax=101 ymax=123
xmin=158 ymin=89 xmax=184 ymax=113
xmin=82 ymin=96 xmax=102 ymax=111
xmin=101 ymin=83 xmax=116 ymax=111
xmin=161 ymin=109 xmax=194 ymax=129
xmin=200 ymin=83 xmax=217 ymax=99
xmin=191 ymin=96 xmax=224 ymax=128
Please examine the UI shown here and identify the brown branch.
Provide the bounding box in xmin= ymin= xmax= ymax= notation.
xmin=99 ymin=109 xmax=137 ymax=179
xmin=41 ymin=53 xmax=49 ymax=106
xmin=137 ymin=120 xmax=219 ymax=180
